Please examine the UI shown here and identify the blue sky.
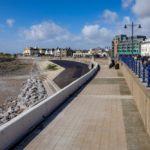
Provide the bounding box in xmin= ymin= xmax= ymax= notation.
xmin=0 ymin=0 xmax=150 ymax=53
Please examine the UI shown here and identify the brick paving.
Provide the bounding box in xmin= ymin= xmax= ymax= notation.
xmin=16 ymin=60 xmax=150 ymax=150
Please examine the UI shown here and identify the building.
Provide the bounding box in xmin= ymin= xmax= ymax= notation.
xmin=89 ymin=48 xmax=108 ymax=57
xmin=23 ymin=47 xmax=82 ymax=57
xmin=39 ymin=48 xmax=46 ymax=55
xmin=112 ymin=35 xmax=124 ymax=58
xmin=73 ymin=48 xmax=108 ymax=58
xmin=54 ymin=48 xmax=67 ymax=57
xmin=23 ymin=47 xmax=58 ymax=56
xmin=66 ymin=48 xmax=74 ymax=57
xmin=73 ymin=50 xmax=92 ymax=58
xmin=23 ymin=47 xmax=39 ymax=56
xmin=112 ymin=35 xmax=146 ymax=57
xmin=45 ymin=49 xmax=54 ymax=55
xmin=141 ymin=39 xmax=150 ymax=56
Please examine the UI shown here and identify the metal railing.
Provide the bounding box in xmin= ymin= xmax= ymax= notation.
xmin=121 ymin=56 xmax=150 ymax=87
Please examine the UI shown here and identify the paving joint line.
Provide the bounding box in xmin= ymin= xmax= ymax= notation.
xmin=95 ymin=77 xmax=125 ymax=79
xmin=79 ymin=95 xmax=133 ymax=99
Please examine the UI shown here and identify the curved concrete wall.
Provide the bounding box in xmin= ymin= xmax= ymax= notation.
xmin=0 ymin=62 xmax=99 ymax=149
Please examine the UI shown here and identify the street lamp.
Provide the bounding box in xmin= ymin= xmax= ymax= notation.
xmin=124 ymin=22 xmax=141 ymax=55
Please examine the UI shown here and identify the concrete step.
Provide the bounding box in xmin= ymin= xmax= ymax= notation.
xmin=42 ymin=80 xmax=54 ymax=96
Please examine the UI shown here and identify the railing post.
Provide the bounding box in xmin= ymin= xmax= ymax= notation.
xmin=131 ymin=59 xmax=134 ymax=71
xmin=147 ymin=65 xmax=150 ymax=87
xmin=143 ymin=65 xmax=146 ymax=83
xmin=138 ymin=61 xmax=141 ymax=78
xmin=133 ymin=59 xmax=135 ymax=72
xmin=135 ymin=60 xmax=138 ymax=75
xmin=129 ymin=59 xmax=132 ymax=69
xmin=121 ymin=56 xmax=150 ymax=87
xmin=133 ymin=59 xmax=135 ymax=73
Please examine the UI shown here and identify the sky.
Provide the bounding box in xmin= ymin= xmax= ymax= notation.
xmin=0 ymin=0 xmax=150 ymax=53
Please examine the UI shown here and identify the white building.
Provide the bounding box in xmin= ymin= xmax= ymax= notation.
xmin=98 ymin=52 xmax=108 ymax=57
xmin=141 ymin=39 xmax=150 ymax=56
xmin=45 ymin=49 xmax=54 ymax=55
xmin=73 ymin=50 xmax=91 ymax=58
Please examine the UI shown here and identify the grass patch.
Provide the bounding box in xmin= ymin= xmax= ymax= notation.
xmin=0 ymin=60 xmax=32 ymax=75
xmin=0 ymin=53 xmax=15 ymax=62
xmin=46 ymin=64 xmax=58 ymax=70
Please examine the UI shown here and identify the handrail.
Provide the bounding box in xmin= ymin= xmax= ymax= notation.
xmin=121 ymin=56 xmax=150 ymax=87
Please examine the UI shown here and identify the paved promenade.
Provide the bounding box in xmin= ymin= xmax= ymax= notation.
xmin=16 ymin=60 xmax=150 ymax=150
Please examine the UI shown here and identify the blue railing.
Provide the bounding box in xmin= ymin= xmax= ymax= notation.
xmin=121 ymin=56 xmax=150 ymax=87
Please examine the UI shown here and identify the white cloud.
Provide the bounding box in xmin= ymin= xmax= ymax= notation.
xmin=6 ymin=18 xmax=15 ymax=27
xmin=136 ymin=17 xmax=150 ymax=36
xmin=121 ymin=0 xmax=150 ymax=38
xmin=20 ymin=21 xmax=84 ymax=48
xmin=103 ymin=9 xmax=118 ymax=22
xmin=114 ymin=16 xmax=132 ymax=35
xmin=82 ymin=24 xmax=109 ymax=39
xmin=122 ymin=0 xmax=134 ymax=8
xmin=132 ymin=0 xmax=150 ymax=18
xmin=20 ymin=21 xmax=113 ymax=49
xmin=130 ymin=0 xmax=150 ymax=37
xmin=22 ymin=21 xmax=66 ymax=41
xmin=123 ymin=16 xmax=131 ymax=24
xmin=82 ymin=24 xmax=113 ymax=45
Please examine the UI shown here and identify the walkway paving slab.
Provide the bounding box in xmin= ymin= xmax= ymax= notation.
xmin=15 ymin=59 xmax=150 ymax=150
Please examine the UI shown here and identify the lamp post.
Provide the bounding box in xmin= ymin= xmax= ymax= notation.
xmin=124 ymin=22 xmax=141 ymax=55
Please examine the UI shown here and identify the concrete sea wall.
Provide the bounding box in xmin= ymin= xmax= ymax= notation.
xmin=120 ymin=62 xmax=150 ymax=137
xmin=0 ymin=62 xmax=99 ymax=149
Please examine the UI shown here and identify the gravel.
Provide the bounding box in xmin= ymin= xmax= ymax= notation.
xmin=0 ymin=60 xmax=89 ymax=125
xmin=0 ymin=64 xmax=48 ymax=125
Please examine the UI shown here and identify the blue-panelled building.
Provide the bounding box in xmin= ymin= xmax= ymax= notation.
xmin=112 ymin=35 xmax=146 ymax=57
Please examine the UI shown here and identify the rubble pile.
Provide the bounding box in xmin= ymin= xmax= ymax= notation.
xmin=0 ymin=76 xmax=47 ymax=125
